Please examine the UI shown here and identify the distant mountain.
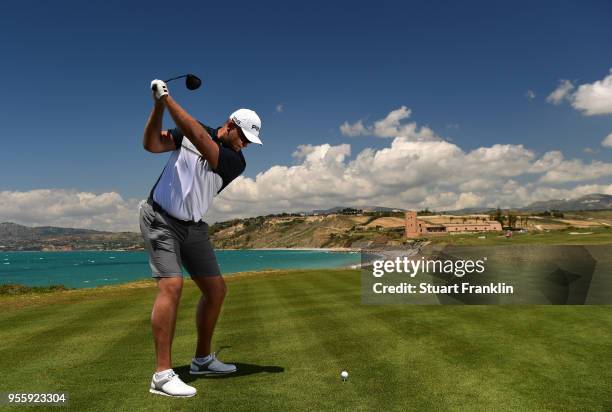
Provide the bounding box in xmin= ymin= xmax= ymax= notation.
xmin=445 ymin=207 xmax=496 ymax=215
xmin=307 ymin=206 xmax=405 ymax=215
xmin=438 ymin=193 xmax=612 ymax=215
xmin=1 ymin=193 xmax=608 ymax=251
xmin=0 ymin=222 xmax=141 ymax=251
xmin=0 ymin=222 xmax=106 ymax=241
xmin=522 ymin=193 xmax=612 ymax=212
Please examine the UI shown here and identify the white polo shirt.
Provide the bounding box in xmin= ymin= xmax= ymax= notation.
xmin=151 ymin=124 xmax=246 ymax=222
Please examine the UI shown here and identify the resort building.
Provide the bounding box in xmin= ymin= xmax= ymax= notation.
xmin=405 ymin=211 xmax=502 ymax=238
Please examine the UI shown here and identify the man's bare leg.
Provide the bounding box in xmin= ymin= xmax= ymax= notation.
xmin=151 ymin=277 xmax=184 ymax=372
xmin=191 ymin=276 xmax=227 ymax=358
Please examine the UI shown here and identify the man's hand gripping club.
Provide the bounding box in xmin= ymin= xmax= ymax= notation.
xmin=149 ymin=78 xmax=220 ymax=169
xmin=151 ymin=79 xmax=169 ymax=101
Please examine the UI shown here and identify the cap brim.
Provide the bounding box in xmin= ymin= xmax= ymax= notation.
xmin=242 ymin=128 xmax=262 ymax=145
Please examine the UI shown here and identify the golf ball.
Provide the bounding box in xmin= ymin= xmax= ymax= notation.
xmin=341 ymin=370 xmax=348 ymax=380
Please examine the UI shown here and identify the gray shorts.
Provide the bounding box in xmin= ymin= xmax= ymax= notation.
xmin=139 ymin=200 xmax=221 ymax=278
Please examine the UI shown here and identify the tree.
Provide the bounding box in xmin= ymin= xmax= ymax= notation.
xmin=507 ymin=212 xmax=517 ymax=229
xmin=491 ymin=207 xmax=504 ymax=226
xmin=551 ymin=210 xmax=564 ymax=218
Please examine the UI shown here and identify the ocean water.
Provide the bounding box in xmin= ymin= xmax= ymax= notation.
xmin=0 ymin=250 xmax=360 ymax=289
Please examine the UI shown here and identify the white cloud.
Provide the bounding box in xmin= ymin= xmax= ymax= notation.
xmin=602 ymin=133 xmax=612 ymax=148
xmin=276 ymin=104 xmax=283 ymax=113
xmin=207 ymin=135 xmax=612 ymax=221
xmin=529 ymin=151 xmax=564 ymax=173
xmin=546 ymin=80 xmax=574 ymax=105
xmin=525 ymin=90 xmax=536 ymax=100
xmin=572 ymin=70 xmax=612 ymax=115
xmin=5 ymin=115 xmax=612 ymax=228
xmin=547 ymin=70 xmax=612 ymax=115
xmin=372 ymin=106 xmax=412 ymax=137
xmin=524 ymin=184 xmax=612 ymax=201
xmin=7 ymin=146 xmax=612 ymax=228
xmin=538 ymin=158 xmax=612 ymax=183
xmin=0 ymin=189 xmax=141 ymax=231
xmin=340 ymin=106 xmax=440 ymax=141
xmin=340 ymin=120 xmax=367 ymax=137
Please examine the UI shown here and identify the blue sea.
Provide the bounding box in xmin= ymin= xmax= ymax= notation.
xmin=0 ymin=250 xmax=360 ymax=289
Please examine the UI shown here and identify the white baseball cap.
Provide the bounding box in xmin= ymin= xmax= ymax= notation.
xmin=230 ymin=108 xmax=262 ymax=145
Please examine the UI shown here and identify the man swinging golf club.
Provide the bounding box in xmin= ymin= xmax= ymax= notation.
xmin=141 ymin=78 xmax=262 ymax=397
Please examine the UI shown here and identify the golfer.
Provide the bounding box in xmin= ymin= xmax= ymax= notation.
xmin=141 ymin=79 xmax=262 ymax=397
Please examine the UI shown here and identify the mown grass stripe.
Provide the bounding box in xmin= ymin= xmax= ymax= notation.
xmin=0 ymin=297 xmax=141 ymax=363
xmin=311 ymin=271 xmax=546 ymax=409
xmin=270 ymin=272 xmax=403 ymax=411
xmin=300 ymin=271 xmax=438 ymax=411
xmin=1 ymin=270 xmax=611 ymax=411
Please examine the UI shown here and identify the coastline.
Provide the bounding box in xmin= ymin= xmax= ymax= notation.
xmin=232 ymin=247 xmax=359 ymax=252
xmin=0 ymin=249 xmax=362 ymax=290
xmin=0 ymin=268 xmax=361 ymax=310
xmin=1 ymin=247 xmax=359 ymax=253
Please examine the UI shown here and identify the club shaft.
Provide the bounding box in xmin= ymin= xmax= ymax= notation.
xmin=164 ymin=75 xmax=187 ymax=83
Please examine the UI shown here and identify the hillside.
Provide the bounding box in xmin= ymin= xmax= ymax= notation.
xmin=210 ymin=213 xmax=406 ymax=249
xmin=2 ymin=192 xmax=611 ymax=251
xmin=0 ymin=222 xmax=104 ymax=241
xmin=449 ymin=194 xmax=612 ymax=214
xmin=209 ymin=209 xmax=612 ymax=248
xmin=0 ymin=222 xmax=142 ymax=251
xmin=523 ymin=193 xmax=612 ymax=211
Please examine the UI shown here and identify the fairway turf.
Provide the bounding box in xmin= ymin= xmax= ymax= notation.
xmin=1 ymin=270 xmax=611 ymax=411
xmin=425 ymin=227 xmax=612 ymax=246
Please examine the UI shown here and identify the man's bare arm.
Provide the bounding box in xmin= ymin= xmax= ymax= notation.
xmin=142 ymin=101 xmax=176 ymax=153
xmin=161 ymin=95 xmax=220 ymax=169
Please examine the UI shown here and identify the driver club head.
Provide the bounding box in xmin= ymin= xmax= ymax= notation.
xmin=185 ymin=74 xmax=202 ymax=90
xmin=162 ymin=73 xmax=202 ymax=91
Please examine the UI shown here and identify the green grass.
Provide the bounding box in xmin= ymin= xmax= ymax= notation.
xmin=423 ymin=227 xmax=612 ymax=246
xmin=565 ymin=210 xmax=612 ymax=219
xmin=1 ymin=270 xmax=611 ymax=411
xmin=0 ymin=284 xmax=71 ymax=295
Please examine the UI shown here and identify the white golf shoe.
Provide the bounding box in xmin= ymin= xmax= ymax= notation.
xmin=190 ymin=353 xmax=237 ymax=375
xmin=149 ymin=370 xmax=197 ymax=397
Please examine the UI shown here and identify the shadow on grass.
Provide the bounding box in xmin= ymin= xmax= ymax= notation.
xmin=175 ymin=363 xmax=284 ymax=382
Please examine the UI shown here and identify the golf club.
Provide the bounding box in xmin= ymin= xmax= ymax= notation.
xmin=165 ymin=74 xmax=202 ymax=90
xmin=152 ymin=73 xmax=202 ymax=92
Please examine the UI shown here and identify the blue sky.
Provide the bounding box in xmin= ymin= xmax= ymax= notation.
xmin=1 ymin=0 xmax=611 ymax=229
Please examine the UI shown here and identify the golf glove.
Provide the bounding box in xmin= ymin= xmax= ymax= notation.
xmin=151 ymin=79 xmax=169 ymax=100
